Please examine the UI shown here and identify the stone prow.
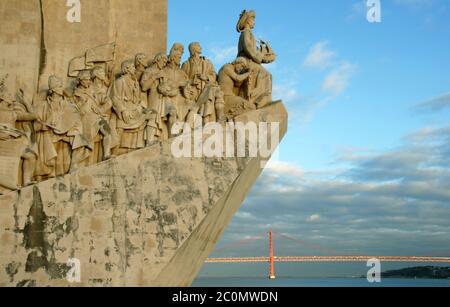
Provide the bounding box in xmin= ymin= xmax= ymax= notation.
xmin=0 ymin=101 xmax=288 ymax=287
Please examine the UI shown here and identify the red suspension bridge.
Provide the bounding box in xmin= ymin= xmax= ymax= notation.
xmin=205 ymin=230 xmax=450 ymax=279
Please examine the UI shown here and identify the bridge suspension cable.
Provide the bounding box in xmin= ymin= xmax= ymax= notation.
xmin=272 ymin=231 xmax=343 ymax=255
xmin=212 ymin=236 xmax=264 ymax=254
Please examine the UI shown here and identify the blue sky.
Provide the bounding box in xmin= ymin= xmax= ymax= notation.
xmin=169 ymin=0 xmax=450 ymax=277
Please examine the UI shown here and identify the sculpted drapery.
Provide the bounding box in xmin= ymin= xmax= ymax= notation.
xmin=111 ymin=61 xmax=149 ymax=154
xmin=237 ymin=10 xmax=276 ymax=109
xmin=34 ymin=88 xmax=89 ymax=179
xmin=0 ymin=9 xmax=277 ymax=193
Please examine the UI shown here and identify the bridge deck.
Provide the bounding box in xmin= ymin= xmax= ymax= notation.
xmin=205 ymin=256 xmax=450 ymax=263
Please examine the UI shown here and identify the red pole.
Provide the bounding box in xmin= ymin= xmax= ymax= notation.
xmin=269 ymin=230 xmax=276 ymax=279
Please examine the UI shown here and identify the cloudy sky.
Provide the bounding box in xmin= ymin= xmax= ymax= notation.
xmin=169 ymin=0 xmax=450 ymax=277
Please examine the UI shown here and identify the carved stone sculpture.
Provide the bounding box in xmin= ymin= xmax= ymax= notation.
xmin=182 ymin=42 xmax=218 ymax=101
xmin=34 ymin=76 xmax=90 ymax=181
xmin=237 ymin=10 xmax=276 ymax=109
xmin=73 ymin=70 xmax=113 ymax=165
xmin=141 ymin=53 xmax=177 ymax=143
xmin=218 ymin=57 xmax=255 ymax=118
xmin=182 ymin=42 xmax=225 ymax=124
xmin=92 ymin=66 xmax=119 ymax=151
xmin=111 ymin=60 xmax=151 ymax=155
xmin=135 ymin=53 xmax=148 ymax=83
xmin=160 ymin=43 xmax=189 ymax=122
xmin=0 ymin=86 xmax=37 ymax=193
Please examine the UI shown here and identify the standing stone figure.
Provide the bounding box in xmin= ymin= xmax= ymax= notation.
xmin=141 ymin=53 xmax=177 ymax=143
xmin=218 ymin=57 xmax=254 ymax=118
xmin=182 ymin=42 xmax=217 ymax=101
xmin=111 ymin=60 xmax=151 ymax=155
xmin=160 ymin=43 xmax=189 ymax=123
xmin=92 ymin=66 xmax=119 ymax=151
xmin=135 ymin=53 xmax=148 ymax=83
xmin=0 ymin=89 xmax=37 ymax=191
xmin=34 ymin=76 xmax=90 ymax=180
xmin=237 ymin=10 xmax=276 ymax=109
xmin=73 ymin=70 xmax=113 ymax=164
xmin=182 ymin=42 xmax=225 ymax=124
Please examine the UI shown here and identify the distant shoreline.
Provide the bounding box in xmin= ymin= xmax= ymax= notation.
xmin=378 ymin=266 xmax=450 ymax=280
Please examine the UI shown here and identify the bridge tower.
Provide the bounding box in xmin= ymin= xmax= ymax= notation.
xmin=269 ymin=230 xmax=276 ymax=279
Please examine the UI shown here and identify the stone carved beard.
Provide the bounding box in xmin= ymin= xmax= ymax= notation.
xmin=96 ymin=78 xmax=110 ymax=88
xmin=129 ymin=71 xmax=137 ymax=81
xmin=169 ymin=52 xmax=182 ymax=67
xmin=136 ymin=60 xmax=147 ymax=69
xmin=49 ymin=87 xmax=64 ymax=97
xmin=157 ymin=57 xmax=168 ymax=70
xmin=124 ymin=66 xmax=137 ymax=81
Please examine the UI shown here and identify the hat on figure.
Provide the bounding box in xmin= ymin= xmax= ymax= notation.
xmin=236 ymin=10 xmax=256 ymax=33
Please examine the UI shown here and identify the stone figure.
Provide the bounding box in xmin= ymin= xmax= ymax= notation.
xmin=160 ymin=43 xmax=189 ymax=122
xmin=135 ymin=53 xmax=148 ymax=83
xmin=182 ymin=42 xmax=225 ymax=124
xmin=141 ymin=53 xmax=178 ymax=143
xmin=34 ymin=76 xmax=90 ymax=180
xmin=92 ymin=66 xmax=119 ymax=150
xmin=73 ymin=70 xmax=113 ymax=164
xmin=111 ymin=60 xmax=152 ymax=155
xmin=218 ymin=57 xmax=255 ymax=118
xmin=182 ymin=42 xmax=217 ymax=101
xmin=0 ymin=88 xmax=37 ymax=192
xmin=237 ymin=10 xmax=276 ymax=109
xmin=0 ymin=9 xmax=280 ymax=193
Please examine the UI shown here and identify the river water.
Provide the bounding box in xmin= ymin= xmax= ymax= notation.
xmin=192 ymin=277 xmax=450 ymax=287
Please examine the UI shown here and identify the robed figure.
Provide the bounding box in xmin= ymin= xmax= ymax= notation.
xmin=0 ymin=91 xmax=37 ymax=192
xmin=111 ymin=60 xmax=151 ymax=155
xmin=237 ymin=10 xmax=276 ymax=109
xmin=34 ymin=76 xmax=90 ymax=180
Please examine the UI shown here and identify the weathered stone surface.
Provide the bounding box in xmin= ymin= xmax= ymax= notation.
xmin=0 ymin=0 xmax=41 ymax=97
xmin=0 ymin=0 xmax=167 ymax=97
xmin=0 ymin=101 xmax=287 ymax=287
xmin=39 ymin=0 xmax=167 ymax=92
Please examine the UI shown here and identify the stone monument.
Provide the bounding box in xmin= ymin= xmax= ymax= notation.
xmin=0 ymin=2 xmax=287 ymax=287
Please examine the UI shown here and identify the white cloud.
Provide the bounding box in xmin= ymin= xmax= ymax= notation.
xmin=214 ymin=124 xmax=450 ymax=259
xmin=209 ymin=46 xmax=237 ymax=68
xmin=303 ymin=41 xmax=336 ymax=70
xmin=273 ymin=84 xmax=299 ymax=103
xmin=321 ymin=62 xmax=357 ymax=95
xmin=264 ymin=161 xmax=304 ymax=178
xmin=236 ymin=212 xmax=257 ymax=221
xmin=291 ymin=42 xmax=357 ymax=126
xmin=308 ymin=214 xmax=322 ymax=222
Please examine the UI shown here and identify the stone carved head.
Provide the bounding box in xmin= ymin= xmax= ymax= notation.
xmin=233 ymin=57 xmax=249 ymax=73
xmin=121 ymin=60 xmax=136 ymax=77
xmin=237 ymin=10 xmax=256 ymax=32
xmin=77 ymin=70 xmax=92 ymax=88
xmin=92 ymin=66 xmax=107 ymax=82
xmin=168 ymin=43 xmax=184 ymax=67
xmin=152 ymin=53 xmax=168 ymax=70
xmin=188 ymin=42 xmax=202 ymax=57
xmin=48 ymin=75 xmax=64 ymax=96
xmin=135 ymin=53 xmax=147 ymax=68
